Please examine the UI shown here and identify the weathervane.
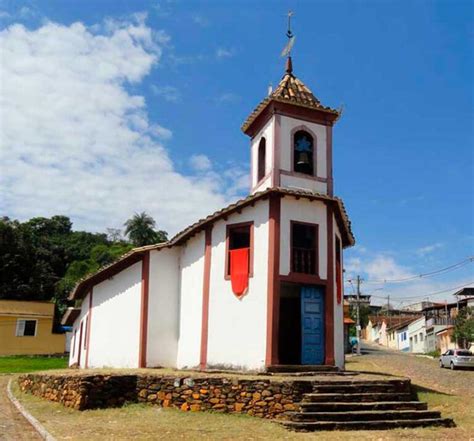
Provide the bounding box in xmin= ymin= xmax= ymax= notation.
xmin=281 ymin=10 xmax=295 ymax=58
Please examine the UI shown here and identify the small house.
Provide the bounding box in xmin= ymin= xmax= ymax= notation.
xmin=0 ymin=300 xmax=65 ymax=355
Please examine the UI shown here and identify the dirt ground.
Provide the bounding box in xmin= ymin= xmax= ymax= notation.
xmin=5 ymin=344 xmax=474 ymax=440
xmin=0 ymin=375 xmax=41 ymax=441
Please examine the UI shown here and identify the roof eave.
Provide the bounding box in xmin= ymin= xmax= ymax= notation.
xmin=241 ymin=97 xmax=340 ymax=136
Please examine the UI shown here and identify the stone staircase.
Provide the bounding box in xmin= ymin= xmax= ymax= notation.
xmin=281 ymin=379 xmax=455 ymax=431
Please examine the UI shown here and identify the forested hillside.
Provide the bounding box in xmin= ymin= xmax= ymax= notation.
xmin=0 ymin=213 xmax=167 ymax=318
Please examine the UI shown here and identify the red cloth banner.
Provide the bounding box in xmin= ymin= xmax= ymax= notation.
xmin=229 ymin=248 xmax=249 ymax=297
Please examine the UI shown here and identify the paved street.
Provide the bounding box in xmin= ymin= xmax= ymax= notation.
xmin=354 ymin=341 xmax=474 ymax=397
xmin=0 ymin=376 xmax=41 ymax=441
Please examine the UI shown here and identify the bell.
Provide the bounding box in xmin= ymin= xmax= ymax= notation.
xmin=297 ymin=151 xmax=310 ymax=166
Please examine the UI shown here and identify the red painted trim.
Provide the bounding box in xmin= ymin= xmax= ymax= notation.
xmin=200 ymin=227 xmax=213 ymax=370
xmin=244 ymin=100 xmax=337 ymax=138
xmin=289 ymin=220 xmax=319 ymax=277
xmin=326 ymin=125 xmax=333 ymax=196
xmin=85 ymin=288 xmax=93 ymax=368
xmin=139 ymin=251 xmax=150 ymax=368
xmin=290 ymin=125 xmax=318 ymax=178
xmin=325 ymin=204 xmax=335 ymax=365
xmin=266 ymin=194 xmax=281 ymax=366
xmin=224 ymin=221 xmax=254 ymax=280
xmin=77 ymin=321 xmax=83 ymax=367
xmin=279 ymin=274 xmax=327 ymax=285
xmin=335 ymin=236 xmax=342 ymax=305
xmin=279 ymin=169 xmax=328 ymax=183
xmin=274 ymin=114 xmax=281 ymax=186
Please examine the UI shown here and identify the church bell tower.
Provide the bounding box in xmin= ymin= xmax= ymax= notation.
xmin=242 ymin=29 xmax=340 ymax=197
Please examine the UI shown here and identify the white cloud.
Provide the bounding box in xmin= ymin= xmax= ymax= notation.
xmin=344 ymin=251 xmax=474 ymax=307
xmin=0 ymin=18 xmax=245 ymax=235
xmin=215 ymin=92 xmax=240 ymax=104
xmin=416 ymin=242 xmax=444 ymax=257
xmin=189 ymin=154 xmax=212 ymax=172
xmin=192 ymin=14 xmax=209 ymax=27
xmin=216 ymin=47 xmax=233 ymax=59
xmin=150 ymin=85 xmax=181 ymax=102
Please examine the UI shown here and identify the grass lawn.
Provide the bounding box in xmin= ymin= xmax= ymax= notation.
xmin=0 ymin=355 xmax=68 ymax=373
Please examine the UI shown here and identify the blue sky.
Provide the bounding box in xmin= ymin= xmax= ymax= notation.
xmin=0 ymin=0 xmax=472 ymax=304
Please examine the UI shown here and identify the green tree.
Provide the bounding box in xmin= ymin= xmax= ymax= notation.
xmin=454 ymin=307 xmax=474 ymax=349
xmin=124 ymin=212 xmax=168 ymax=247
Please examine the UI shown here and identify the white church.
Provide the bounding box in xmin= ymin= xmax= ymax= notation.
xmin=63 ymin=54 xmax=355 ymax=372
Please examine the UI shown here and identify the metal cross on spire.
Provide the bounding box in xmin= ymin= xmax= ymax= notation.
xmin=281 ymin=11 xmax=296 ymax=73
xmin=281 ymin=11 xmax=296 ymax=58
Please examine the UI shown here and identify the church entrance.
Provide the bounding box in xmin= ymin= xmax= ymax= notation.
xmin=278 ymin=283 xmax=325 ymax=365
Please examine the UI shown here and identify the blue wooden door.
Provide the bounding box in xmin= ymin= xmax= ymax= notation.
xmin=301 ymin=286 xmax=325 ymax=364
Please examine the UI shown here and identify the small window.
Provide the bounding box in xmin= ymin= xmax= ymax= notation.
xmin=293 ymin=130 xmax=314 ymax=175
xmin=226 ymin=224 xmax=252 ymax=276
xmin=291 ymin=222 xmax=317 ymax=274
xmin=16 ymin=319 xmax=37 ymax=337
xmin=257 ymin=137 xmax=266 ymax=182
xmin=419 ymin=333 xmax=423 ymax=341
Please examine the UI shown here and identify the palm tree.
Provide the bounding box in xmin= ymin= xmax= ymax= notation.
xmin=124 ymin=212 xmax=167 ymax=247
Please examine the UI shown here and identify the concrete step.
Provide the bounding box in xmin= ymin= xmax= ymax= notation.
xmin=280 ymin=418 xmax=456 ymax=432
xmin=310 ymin=379 xmax=409 ymax=386
xmin=287 ymin=409 xmax=442 ymax=422
xmin=267 ymin=365 xmax=340 ymax=373
xmin=297 ymin=401 xmax=428 ymax=412
xmin=302 ymin=392 xmax=413 ymax=402
xmin=311 ymin=383 xmax=410 ymax=394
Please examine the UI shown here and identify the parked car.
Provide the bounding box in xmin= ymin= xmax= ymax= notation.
xmin=439 ymin=349 xmax=474 ymax=370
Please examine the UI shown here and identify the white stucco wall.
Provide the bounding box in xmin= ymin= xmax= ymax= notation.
xmin=206 ymin=201 xmax=269 ymax=371
xmin=280 ymin=174 xmax=327 ymax=193
xmin=279 ymin=197 xmax=328 ymax=279
xmin=147 ymin=248 xmax=180 ymax=368
xmin=333 ymin=218 xmax=344 ymax=369
xmin=251 ymin=117 xmax=274 ymax=191
xmin=279 ymin=115 xmax=328 ymax=179
xmin=397 ymin=328 xmax=410 ymax=352
xmin=69 ymin=292 xmax=90 ymax=367
xmin=408 ymin=317 xmax=426 ymax=353
xmin=87 ymin=261 xmax=142 ymax=368
xmin=176 ymin=232 xmax=206 ymax=369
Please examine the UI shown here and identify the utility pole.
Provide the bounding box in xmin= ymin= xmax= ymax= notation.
xmin=356 ymin=275 xmax=362 ymax=355
xmin=388 ymin=294 xmax=391 ymax=327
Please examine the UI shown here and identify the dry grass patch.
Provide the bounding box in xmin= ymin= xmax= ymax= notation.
xmin=12 ymin=380 xmax=464 ymax=441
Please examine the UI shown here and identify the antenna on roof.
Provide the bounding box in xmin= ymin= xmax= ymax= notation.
xmin=281 ymin=10 xmax=296 ymax=64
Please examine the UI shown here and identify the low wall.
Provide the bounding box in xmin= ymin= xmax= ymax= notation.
xmin=18 ymin=374 xmax=313 ymax=419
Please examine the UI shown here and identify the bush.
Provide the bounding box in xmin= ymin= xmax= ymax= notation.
xmin=426 ymin=350 xmax=440 ymax=358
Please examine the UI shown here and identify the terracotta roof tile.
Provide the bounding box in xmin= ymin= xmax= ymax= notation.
xmin=67 ymin=187 xmax=354 ymax=302
xmin=242 ymin=73 xmax=340 ymax=133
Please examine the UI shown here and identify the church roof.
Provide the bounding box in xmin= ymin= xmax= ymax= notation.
xmin=241 ymin=58 xmax=340 ymax=134
xmin=68 ymin=187 xmax=355 ymax=301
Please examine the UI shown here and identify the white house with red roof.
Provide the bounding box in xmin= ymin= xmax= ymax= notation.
xmin=62 ymin=55 xmax=354 ymax=372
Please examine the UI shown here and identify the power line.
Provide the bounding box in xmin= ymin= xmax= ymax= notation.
xmin=345 ymin=256 xmax=473 ymax=285
xmin=368 ymin=281 xmax=474 ymax=302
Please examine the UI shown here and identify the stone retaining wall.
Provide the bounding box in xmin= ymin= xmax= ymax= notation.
xmin=18 ymin=374 xmax=313 ymax=419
